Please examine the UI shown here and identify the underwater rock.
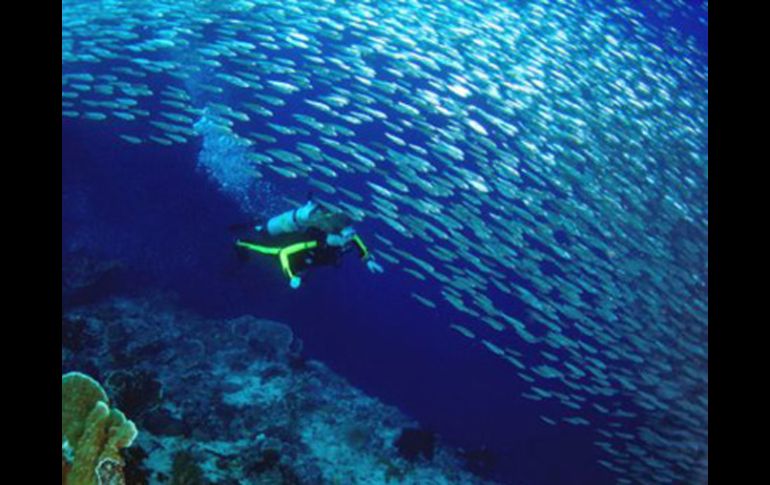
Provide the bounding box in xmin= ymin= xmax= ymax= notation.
xmin=246 ymin=448 xmax=281 ymax=475
xmin=395 ymin=427 xmax=437 ymax=461
xmin=62 ymin=252 xmax=124 ymax=307
xmin=62 ymin=296 xmax=503 ymax=484
xmin=170 ymin=451 xmax=207 ymax=485
xmin=242 ymin=443 xmax=310 ymax=485
xmin=143 ymin=408 xmax=187 ymax=437
xmin=105 ymin=369 xmax=164 ymax=420
xmin=62 ymin=316 xmax=95 ymax=353
xmin=288 ymin=354 xmax=308 ymax=372
xmin=343 ymin=423 xmax=373 ymax=451
xmin=176 ymin=338 xmax=207 ymax=362
xmin=122 ymin=445 xmax=151 ymax=485
xmin=260 ymin=364 xmax=290 ymax=382
xmin=461 ymin=446 xmax=498 ymax=478
xmin=130 ymin=341 xmax=170 ymax=362
xmin=106 ymin=324 xmax=131 ymax=365
xmin=229 ymin=315 xmax=296 ymax=360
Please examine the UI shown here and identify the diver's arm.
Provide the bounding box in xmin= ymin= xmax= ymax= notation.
xmin=352 ymin=234 xmax=370 ymax=260
xmin=352 ymin=235 xmax=384 ymax=273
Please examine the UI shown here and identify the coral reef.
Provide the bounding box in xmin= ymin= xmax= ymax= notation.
xmin=62 ymin=316 xmax=96 ymax=353
xmin=460 ymin=447 xmax=498 ymax=478
xmin=104 ymin=369 xmax=163 ymax=420
xmin=61 ymin=372 xmax=138 ymax=485
xmin=122 ymin=445 xmax=151 ymax=485
xmin=171 ymin=451 xmax=207 ymax=485
xmin=395 ymin=428 xmax=436 ymax=461
xmin=62 ymin=251 xmax=124 ymax=307
xmin=229 ymin=315 xmax=300 ymax=360
xmin=62 ymin=296 xmax=501 ymax=484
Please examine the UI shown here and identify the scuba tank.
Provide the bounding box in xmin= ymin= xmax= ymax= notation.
xmin=266 ymin=201 xmax=318 ymax=235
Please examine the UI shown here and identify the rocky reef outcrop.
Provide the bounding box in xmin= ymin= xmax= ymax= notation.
xmin=62 ymin=295 xmax=501 ymax=484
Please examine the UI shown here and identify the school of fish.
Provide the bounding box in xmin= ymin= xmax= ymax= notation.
xmin=62 ymin=0 xmax=708 ymax=483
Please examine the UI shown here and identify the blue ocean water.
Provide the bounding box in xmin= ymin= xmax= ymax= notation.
xmin=65 ymin=107 xmax=615 ymax=485
xmin=62 ymin=1 xmax=708 ymax=483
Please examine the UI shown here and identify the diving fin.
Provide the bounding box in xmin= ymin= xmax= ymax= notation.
xmin=234 ymin=242 xmax=251 ymax=262
xmin=228 ymin=218 xmax=265 ymax=232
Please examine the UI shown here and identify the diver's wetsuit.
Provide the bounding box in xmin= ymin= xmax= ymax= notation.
xmin=235 ymin=226 xmax=369 ymax=281
xmin=286 ymin=227 xmax=367 ymax=272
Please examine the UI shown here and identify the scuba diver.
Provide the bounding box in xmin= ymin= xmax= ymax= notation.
xmin=234 ymin=199 xmax=384 ymax=289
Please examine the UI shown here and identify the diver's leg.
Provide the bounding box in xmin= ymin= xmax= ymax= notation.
xmin=235 ymin=240 xmax=282 ymax=256
xmin=235 ymin=242 xmax=251 ymax=262
xmin=228 ymin=215 xmax=269 ymax=235
xmin=278 ymin=241 xmax=319 ymax=288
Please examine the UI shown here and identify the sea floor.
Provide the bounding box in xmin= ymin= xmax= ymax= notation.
xmin=62 ymin=291 xmax=501 ymax=484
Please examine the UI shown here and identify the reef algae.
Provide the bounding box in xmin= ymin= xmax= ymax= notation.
xmin=62 ymin=372 xmax=139 ymax=485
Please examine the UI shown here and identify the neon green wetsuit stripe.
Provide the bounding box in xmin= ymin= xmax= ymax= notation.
xmin=352 ymin=234 xmax=369 ymax=259
xmin=279 ymin=241 xmax=318 ymax=279
xmin=236 ymin=240 xmax=282 ymax=255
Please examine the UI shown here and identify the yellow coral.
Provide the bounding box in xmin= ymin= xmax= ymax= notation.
xmin=62 ymin=372 xmax=138 ymax=485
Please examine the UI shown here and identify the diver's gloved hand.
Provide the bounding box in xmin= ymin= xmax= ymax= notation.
xmin=366 ymin=259 xmax=384 ymax=274
xmin=290 ymin=276 xmax=302 ymax=289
